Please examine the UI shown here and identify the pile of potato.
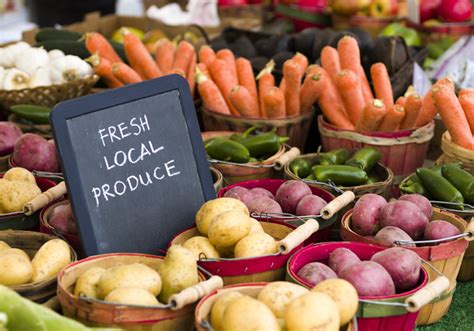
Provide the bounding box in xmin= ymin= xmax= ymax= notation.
xmin=209 ymin=280 xmax=358 ymax=331
xmin=74 ymin=245 xmax=198 ymax=306
xmin=0 ymin=239 xmax=71 ymax=286
xmin=0 ymin=167 xmax=42 ymax=214
xmin=184 ymin=197 xmax=278 ymax=260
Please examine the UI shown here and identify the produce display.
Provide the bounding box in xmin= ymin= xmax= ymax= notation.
xmin=0 ymin=167 xmax=41 ymax=214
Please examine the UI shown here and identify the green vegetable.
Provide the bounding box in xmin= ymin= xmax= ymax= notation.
xmin=240 ymin=129 xmax=288 ymax=158
xmin=205 ymin=137 xmax=250 ymax=163
xmin=313 ymin=165 xmax=368 ymax=186
xmin=289 ymin=158 xmax=312 ymax=178
xmin=35 ymin=28 xmax=82 ymax=42
xmin=442 ymin=164 xmax=474 ymax=204
xmin=305 ymin=173 xmax=315 ymax=180
xmin=35 ymin=40 xmax=127 ymax=62
xmin=400 ymin=174 xmax=429 ymax=196
xmin=229 ymin=127 xmax=258 ymax=142
xmin=430 ymin=164 xmax=444 ymax=177
xmin=318 ymin=148 xmax=350 ymax=166
xmin=10 ymin=105 xmax=51 ymax=124
xmin=249 ymin=157 xmax=258 ymax=163
xmin=345 ymin=147 xmax=381 ymax=172
xmin=416 ymin=168 xmax=464 ymax=209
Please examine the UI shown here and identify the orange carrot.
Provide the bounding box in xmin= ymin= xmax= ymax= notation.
xmin=209 ymin=58 xmax=239 ymax=116
xmin=338 ymin=36 xmax=373 ymax=103
xmin=292 ymin=52 xmax=308 ymax=75
xmin=174 ymin=41 xmax=195 ymax=78
xmin=415 ymin=77 xmax=454 ymax=127
xmin=155 ymin=39 xmax=175 ymax=74
xmin=300 ymin=74 xmax=323 ymax=114
xmin=187 ymin=53 xmax=197 ymax=97
xmin=335 ymin=69 xmax=365 ymax=125
xmin=264 ymin=86 xmax=286 ymax=118
xmin=170 ymin=68 xmax=186 ymax=77
xmin=236 ymin=57 xmax=258 ymax=111
xmin=112 ymin=62 xmax=142 ymax=84
xmin=356 ymin=99 xmax=387 ymax=132
xmin=123 ymin=30 xmax=161 ymax=79
xmin=229 ymin=85 xmax=259 ymax=118
xmin=399 ymin=91 xmax=422 ymax=130
xmin=84 ymin=32 xmax=123 ymax=64
xmin=371 ymin=62 xmax=393 ymax=109
xmin=283 ymin=59 xmax=303 ymax=116
xmin=320 ymin=46 xmax=340 ymax=83
xmin=257 ymin=60 xmax=276 ymax=118
xmin=378 ymin=104 xmax=405 ymax=132
xmin=279 ymin=78 xmax=286 ymax=94
xmin=198 ymin=45 xmax=216 ymax=67
xmin=197 ymin=63 xmax=210 ymax=78
xmin=86 ymin=54 xmax=123 ymax=88
xmin=433 ymin=84 xmax=473 ymax=150
xmin=196 ymin=67 xmax=230 ymax=115
xmin=459 ymin=88 xmax=474 ymax=134
xmin=396 ymin=96 xmax=406 ymax=107
xmin=217 ymin=49 xmax=237 ymax=84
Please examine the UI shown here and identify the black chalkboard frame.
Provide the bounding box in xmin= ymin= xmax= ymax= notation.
xmin=51 ymin=74 xmax=215 ymax=256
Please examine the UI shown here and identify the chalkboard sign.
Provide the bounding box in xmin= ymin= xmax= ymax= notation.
xmin=51 ymin=75 xmax=215 ymax=256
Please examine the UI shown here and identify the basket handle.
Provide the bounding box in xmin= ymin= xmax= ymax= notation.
xmin=277 ymin=218 xmax=319 ymax=254
xmin=320 ymin=191 xmax=355 ymax=220
xmin=466 ymin=217 xmax=474 ymax=242
xmin=169 ymin=275 xmax=224 ymax=310
xmin=273 ymin=147 xmax=301 ymax=171
xmin=405 ymin=276 xmax=450 ymax=313
xmin=23 ymin=181 xmax=67 ymax=215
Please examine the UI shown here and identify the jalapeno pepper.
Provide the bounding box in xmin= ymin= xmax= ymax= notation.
xmin=10 ymin=104 xmax=51 ymax=124
xmin=345 ymin=147 xmax=381 ymax=172
xmin=318 ymin=148 xmax=350 ymax=166
xmin=442 ymin=163 xmax=474 ymax=204
xmin=305 ymin=173 xmax=315 ymax=180
xmin=400 ymin=174 xmax=429 ymax=196
xmin=313 ymin=165 xmax=368 ymax=186
xmin=289 ymin=158 xmax=312 ymax=178
xmin=229 ymin=127 xmax=258 ymax=142
xmin=249 ymin=157 xmax=258 ymax=163
xmin=240 ymin=129 xmax=289 ymax=158
xmin=205 ymin=137 xmax=250 ymax=163
xmin=416 ymin=168 xmax=464 ymax=209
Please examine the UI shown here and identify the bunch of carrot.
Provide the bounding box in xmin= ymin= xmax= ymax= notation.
xmin=84 ymin=31 xmax=197 ymax=95
xmin=196 ymin=46 xmax=312 ymax=118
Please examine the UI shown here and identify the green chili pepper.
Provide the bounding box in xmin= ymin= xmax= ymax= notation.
xmin=305 ymin=173 xmax=315 ymax=180
xmin=289 ymin=158 xmax=312 ymax=178
xmin=240 ymin=129 xmax=289 ymax=158
xmin=10 ymin=104 xmax=52 ymax=124
xmin=249 ymin=157 xmax=258 ymax=163
xmin=430 ymin=164 xmax=444 ymax=177
xmin=345 ymin=147 xmax=381 ymax=172
xmin=416 ymin=168 xmax=464 ymax=209
xmin=318 ymin=148 xmax=350 ymax=165
xmin=442 ymin=163 xmax=474 ymax=204
xmin=205 ymin=137 xmax=250 ymax=163
xmin=313 ymin=165 xmax=368 ymax=186
xmin=400 ymin=174 xmax=429 ymax=196
xmin=229 ymin=126 xmax=258 ymax=142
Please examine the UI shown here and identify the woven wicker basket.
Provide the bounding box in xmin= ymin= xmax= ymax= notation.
xmin=210 ymin=167 xmax=223 ymax=192
xmin=436 ymin=131 xmax=474 ymax=173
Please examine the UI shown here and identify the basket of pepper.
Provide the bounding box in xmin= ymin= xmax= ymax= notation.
xmin=284 ymin=147 xmax=394 ymax=198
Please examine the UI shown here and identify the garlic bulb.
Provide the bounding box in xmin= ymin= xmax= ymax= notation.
xmin=2 ymin=68 xmax=30 ymax=90
xmin=48 ymin=49 xmax=65 ymax=62
xmin=50 ymin=55 xmax=92 ymax=84
xmin=0 ymin=42 xmax=30 ymax=68
xmin=14 ymin=47 xmax=50 ymax=76
xmin=29 ymin=66 xmax=52 ymax=88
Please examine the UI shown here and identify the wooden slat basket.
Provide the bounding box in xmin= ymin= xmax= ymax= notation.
xmin=436 ymin=131 xmax=474 ymax=173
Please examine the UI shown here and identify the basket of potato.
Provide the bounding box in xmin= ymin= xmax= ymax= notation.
xmin=0 ymin=230 xmax=76 ymax=304
xmin=57 ymin=248 xmax=223 ymax=331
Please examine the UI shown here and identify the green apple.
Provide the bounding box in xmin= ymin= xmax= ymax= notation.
xmin=380 ymin=23 xmax=405 ymax=36
xmin=398 ymin=27 xmax=421 ymax=47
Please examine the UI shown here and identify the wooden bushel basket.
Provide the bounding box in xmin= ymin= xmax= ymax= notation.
xmin=340 ymin=209 xmax=471 ymax=325
xmin=57 ymin=253 xmax=223 ymax=331
xmin=0 ymin=230 xmax=77 ymax=304
xmin=436 ymin=131 xmax=474 ymax=173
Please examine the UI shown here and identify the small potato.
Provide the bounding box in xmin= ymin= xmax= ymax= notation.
xmin=74 ymin=267 xmax=106 ymax=299
xmin=248 ymin=218 xmax=264 ymax=234
xmin=208 ymin=210 xmax=251 ymax=248
xmin=210 ymin=292 xmax=243 ymax=330
xmin=182 ymin=236 xmax=219 ymax=260
xmin=3 ymin=167 xmax=36 ymax=184
xmin=275 ymin=180 xmax=312 ymax=214
xmin=257 ymin=281 xmax=308 ymax=318
xmin=4 ymin=248 xmax=30 ymax=260
xmin=340 ymin=261 xmax=395 ymax=297
xmin=296 ymin=262 xmax=337 ymax=287
xmin=424 ymin=220 xmax=461 ymax=242
xmin=398 ymin=194 xmax=432 ymax=220
xmin=0 ymin=248 xmax=33 ymax=285
xmin=223 ymin=186 xmax=253 ymax=206
xmin=195 ymin=198 xmax=249 ymax=235
xmin=0 ymin=180 xmax=42 ymax=213
xmin=31 ymin=239 xmax=71 ymax=282
xmin=104 ymin=287 xmax=159 ymax=306
xmin=328 ymin=248 xmax=361 ymax=275
xmin=0 ymin=241 xmax=11 ymax=252
xmin=295 ymin=195 xmax=327 ymax=216
xmin=352 ymin=194 xmax=387 ymax=236
xmin=250 ymin=187 xmax=275 ymax=200
xmin=374 ymin=226 xmax=415 ymax=247
xmin=246 ymin=196 xmax=282 ymax=215
xmin=234 ymin=233 xmax=277 ymax=258
xmin=379 ymin=201 xmax=429 ymax=240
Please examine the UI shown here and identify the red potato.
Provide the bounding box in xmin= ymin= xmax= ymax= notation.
xmin=374 ymin=226 xmax=415 ymax=247
xmin=398 ymin=194 xmax=432 ymax=220
xmin=275 ymin=180 xmax=312 ymax=214
xmin=0 ymin=122 xmax=22 ymax=155
xmin=295 ymin=195 xmax=327 ymax=216
xmin=352 ymin=194 xmax=387 ymax=236
xmin=49 ymin=203 xmax=77 ymax=235
xmin=12 ymin=133 xmax=59 ymax=172
xmin=424 ymin=220 xmax=461 ymax=242
xmin=250 ymin=187 xmax=275 ymax=200
xmin=340 ymin=261 xmax=396 ymax=297
xmin=223 ymin=186 xmax=254 ymax=206
xmin=296 ymin=262 xmax=337 ymax=287
xmin=328 ymin=248 xmax=361 ymax=276
xmin=371 ymin=247 xmax=422 ymax=292
xmin=247 ymin=196 xmax=282 ymax=215
xmin=379 ymin=201 xmax=429 ymax=240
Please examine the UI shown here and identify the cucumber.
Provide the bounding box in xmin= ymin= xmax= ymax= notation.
xmin=10 ymin=105 xmax=51 ymax=125
xmin=35 ymin=28 xmax=82 ymax=42
xmin=35 ymin=40 xmax=127 ymax=62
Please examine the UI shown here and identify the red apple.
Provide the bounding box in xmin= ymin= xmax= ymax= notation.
xmin=420 ymin=0 xmax=442 ymax=22
xmin=437 ymin=0 xmax=472 ymax=22
xmin=369 ymin=0 xmax=398 ymax=17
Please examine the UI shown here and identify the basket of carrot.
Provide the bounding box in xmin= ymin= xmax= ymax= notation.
xmin=196 ymin=47 xmax=315 ymax=150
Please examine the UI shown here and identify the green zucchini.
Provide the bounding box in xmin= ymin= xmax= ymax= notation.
xmin=35 ymin=28 xmax=82 ymax=42
xmin=10 ymin=105 xmax=51 ymax=124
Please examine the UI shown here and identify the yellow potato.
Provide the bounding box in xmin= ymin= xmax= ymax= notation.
xmin=4 ymin=248 xmax=30 ymax=260
xmin=248 ymin=218 xmax=264 ymax=234
xmin=3 ymin=167 xmax=36 ymax=184
xmin=97 ymin=263 xmax=162 ymax=299
xmin=313 ymin=279 xmax=358 ymax=326
xmin=182 ymin=236 xmax=219 ymax=260
xmin=0 ymin=248 xmax=33 ymax=285
xmin=234 ymin=233 xmax=277 ymax=258
xmin=210 ymin=292 xmax=243 ymax=331
xmin=0 ymin=241 xmax=11 ymax=252
xmin=74 ymin=267 xmax=106 ymax=299
xmin=104 ymin=287 xmax=159 ymax=306
xmin=207 ymin=210 xmax=251 ymax=248
xmin=257 ymin=281 xmax=308 ymax=318
xmin=0 ymin=180 xmax=41 ymax=213
xmin=195 ymin=198 xmax=248 ymax=235
xmin=31 ymin=239 xmax=71 ymax=282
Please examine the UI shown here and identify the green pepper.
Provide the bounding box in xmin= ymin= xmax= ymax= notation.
xmin=205 ymin=137 xmax=250 ymax=163
xmin=240 ymin=129 xmax=289 ymax=158
xmin=249 ymin=157 xmax=258 ymax=163
xmin=430 ymin=164 xmax=444 ymax=177
xmin=318 ymin=148 xmax=350 ymax=165
xmin=10 ymin=104 xmax=51 ymax=124
xmin=289 ymin=158 xmax=312 ymax=178
xmin=400 ymin=174 xmax=429 ymax=196
xmin=305 ymin=173 xmax=316 ymax=180
xmin=416 ymin=168 xmax=464 ymax=209
xmin=313 ymin=165 xmax=368 ymax=186
xmin=229 ymin=127 xmax=258 ymax=142
xmin=345 ymin=147 xmax=381 ymax=172
xmin=442 ymin=164 xmax=474 ymax=204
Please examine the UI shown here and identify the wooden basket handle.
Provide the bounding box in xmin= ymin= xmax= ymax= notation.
xmin=23 ymin=181 xmax=67 ymax=215
xmin=465 ymin=217 xmax=474 ymax=242
xmin=169 ymin=276 xmax=224 ymax=311
xmin=405 ymin=276 xmax=450 ymax=313
xmin=277 ymin=218 xmax=319 ymax=254
xmin=274 ymin=147 xmax=300 ymax=170
xmin=320 ymin=191 xmax=355 ymax=219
